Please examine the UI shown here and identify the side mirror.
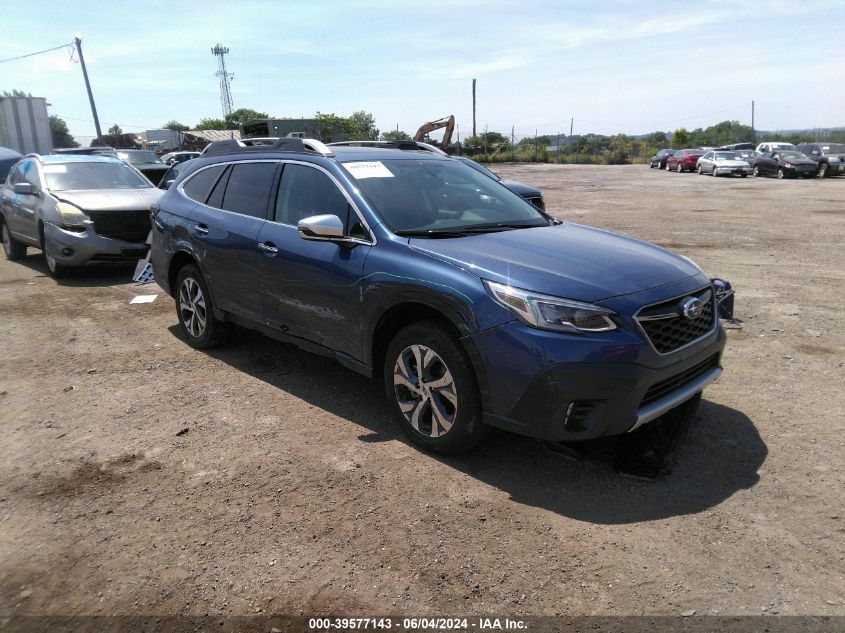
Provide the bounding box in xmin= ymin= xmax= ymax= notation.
xmin=13 ymin=182 xmax=36 ymax=196
xmin=298 ymin=214 xmax=345 ymax=241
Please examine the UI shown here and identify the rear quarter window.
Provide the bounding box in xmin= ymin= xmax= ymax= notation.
xmin=182 ymin=165 xmax=226 ymax=204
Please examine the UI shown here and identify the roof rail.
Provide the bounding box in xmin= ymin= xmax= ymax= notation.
xmin=202 ymin=137 xmax=334 ymax=157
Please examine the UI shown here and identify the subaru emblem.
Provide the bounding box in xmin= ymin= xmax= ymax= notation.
xmin=681 ymin=297 xmax=703 ymax=320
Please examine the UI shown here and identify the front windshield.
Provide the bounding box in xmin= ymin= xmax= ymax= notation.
xmin=822 ymin=144 xmax=845 ymax=154
xmin=714 ymin=152 xmax=738 ymax=160
xmin=459 ymin=158 xmax=501 ymax=181
xmin=117 ymin=150 xmax=163 ymax=165
xmin=44 ymin=162 xmax=152 ymax=191
xmin=345 ymin=158 xmax=549 ymax=234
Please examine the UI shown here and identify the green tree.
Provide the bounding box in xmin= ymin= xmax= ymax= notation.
xmin=381 ymin=129 xmax=411 ymax=142
xmin=671 ymin=127 xmax=691 ymax=148
xmin=108 ymin=124 xmax=123 ymax=135
xmin=195 ymin=117 xmax=227 ymax=130
xmin=346 ymin=111 xmax=379 ymax=140
xmin=163 ymin=120 xmax=189 ymax=132
xmin=224 ymin=108 xmax=269 ymax=130
xmin=2 ymin=89 xmax=32 ymax=97
xmin=48 ymin=115 xmax=78 ymax=148
xmin=314 ymin=112 xmax=350 ymax=142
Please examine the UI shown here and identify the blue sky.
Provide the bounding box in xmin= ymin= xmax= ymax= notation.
xmin=2 ymin=1 xmax=842 ymax=143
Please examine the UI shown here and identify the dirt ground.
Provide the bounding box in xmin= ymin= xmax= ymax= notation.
xmin=1 ymin=164 xmax=843 ymax=620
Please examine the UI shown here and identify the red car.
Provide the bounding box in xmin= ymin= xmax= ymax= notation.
xmin=666 ymin=148 xmax=704 ymax=173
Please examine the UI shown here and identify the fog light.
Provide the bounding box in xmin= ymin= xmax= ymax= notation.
xmin=61 ymin=248 xmax=73 ymax=256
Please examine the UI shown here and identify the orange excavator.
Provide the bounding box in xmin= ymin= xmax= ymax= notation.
xmin=413 ymin=115 xmax=455 ymax=149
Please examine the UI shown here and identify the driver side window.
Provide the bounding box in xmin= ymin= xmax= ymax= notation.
xmin=275 ymin=164 xmax=366 ymax=239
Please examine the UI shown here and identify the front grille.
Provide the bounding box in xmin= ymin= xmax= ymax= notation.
xmin=86 ymin=210 xmax=151 ymax=242
xmin=636 ymin=286 xmax=715 ymax=354
xmin=527 ymin=196 xmax=545 ymax=210
xmin=640 ymin=354 xmax=719 ymax=407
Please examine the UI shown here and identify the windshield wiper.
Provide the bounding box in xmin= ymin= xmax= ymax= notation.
xmin=394 ymin=229 xmax=470 ymax=238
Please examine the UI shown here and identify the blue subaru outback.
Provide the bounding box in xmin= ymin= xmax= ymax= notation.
xmin=150 ymin=138 xmax=726 ymax=454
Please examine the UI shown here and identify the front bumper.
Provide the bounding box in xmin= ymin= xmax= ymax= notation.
xmin=43 ymin=223 xmax=149 ymax=267
xmin=714 ymin=166 xmax=750 ymax=176
xmin=471 ymin=318 xmax=726 ymax=442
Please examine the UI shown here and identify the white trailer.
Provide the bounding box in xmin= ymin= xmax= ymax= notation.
xmin=0 ymin=96 xmax=53 ymax=154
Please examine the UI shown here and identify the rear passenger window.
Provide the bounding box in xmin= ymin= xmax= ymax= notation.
xmin=275 ymin=164 xmax=365 ymax=237
xmin=221 ymin=163 xmax=276 ymax=219
xmin=183 ymin=165 xmax=225 ymax=203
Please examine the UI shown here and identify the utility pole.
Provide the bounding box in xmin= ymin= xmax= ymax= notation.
xmin=74 ymin=37 xmax=102 ymax=142
xmin=557 ymin=132 xmax=560 ymax=163
xmin=751 ymin=100 xmax=755 ymax=143
xmin=472 ymin=79 xmax=477 ymax=138
xmin=534 ymin=128 xmax=538 ymax=162
xmin=511 ymin=126 xmax=515 ymax=161
xmin=211 ymin=44 xmax=234 ymax=118
xmin=569 ymin=118 xmax=574 ymax=162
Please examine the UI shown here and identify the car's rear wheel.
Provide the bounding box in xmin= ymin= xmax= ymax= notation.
xmin=697 ymin=165 xmax=703 ymax=175
xmin=665 ymin=162 xmax=671 ymax=171
xmin=777 ymin=168 xmax=786 ymax=179
xmin=1 ymin=220 xmax=27 ymax=261
xmin=175 ymin=264 xmax=232 ymax=349
xmin=817 ymin=163 xmax=829 ymax=178
xmin=677 ymin=162 xmax=683 ymax=173
xmin=384 ymin=320 xmax=488 ymax=454
xmin=752 ymin=165 xmax=760 ymax=177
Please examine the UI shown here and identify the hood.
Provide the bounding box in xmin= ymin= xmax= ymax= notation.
xmin=781 ymin=158 xmax=816 ymax=166
xmin=500 ymin=180 xmax=542 ymax=198
xmin=54 ymin=188 xmax=164 ymax=211
xmin=409 ymin=223 xmax=700 ymax=303
xmin=715 ymin=160 xmax=750 ymax=167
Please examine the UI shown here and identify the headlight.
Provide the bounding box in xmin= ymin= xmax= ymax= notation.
xmin=483 ymin=280 xmax=617 ymax=334
xmin=784 ymin=162 xmax=792 ymax=168
xmin=56 ymin=202 xmax=91 ymax=230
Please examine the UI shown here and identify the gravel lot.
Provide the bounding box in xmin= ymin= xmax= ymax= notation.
xmin=1 ymin=164 xmax=843 ymax=619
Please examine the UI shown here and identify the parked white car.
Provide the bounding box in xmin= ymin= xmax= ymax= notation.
xmin=755 ymin=141 xmax=796 ymax=154
xmin=696 ymin=150 xmax=751 ymax=177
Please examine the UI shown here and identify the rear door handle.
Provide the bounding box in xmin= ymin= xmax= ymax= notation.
xmin=194 ymin=224 xmax=209 ymax=237
xmin=258 ymin=242 xmax=278 ymax=256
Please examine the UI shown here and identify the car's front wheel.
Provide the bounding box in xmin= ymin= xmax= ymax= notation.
xmin=41 ymin=233 xmax=70 ymax=278
xmin=752 ymin=165 xmax=761 ymax=177
xmin=777 ymin=168 xmax=786 ymax=179
xmin=817 ymin=163 xmax=829 ymax=178
xmin=384 ymin=320 xmax=488 ymax=454
xmin=175 ymin=264 xmax=232 ymax=349
xmin=1 ymin=220 xmax=27 ymax=261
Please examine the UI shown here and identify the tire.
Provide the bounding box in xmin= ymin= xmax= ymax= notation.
xmin=174 ymin=264 xmax=232 ymax=349
xmin=384 ymin=320 xmax=488 ymax=454
xmin=752 ymin=165 xmax=760 ymax=177
xmin=711 ymin=166 xmax=717 ymax=176
xmin=1 ymin=220 xmax=27 ymax=261
xmin=817 ymin=163 xmax=829 ymax=178
xmin=697 ymin=165 xmax=703 ymax=175
xmin=41 ymin=232 xmax=70 ymax=278
xmin=665 ymin=162 xmax=671 ymax=171
xmin=740 ymin=174 xmax=747 ymax=178
xmin=677 ymin=162 xmax=683 ymax=173
xmin=777 ymin=168 xmax=786 ymax=179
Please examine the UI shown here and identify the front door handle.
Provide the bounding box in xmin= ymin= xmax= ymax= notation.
xmin=194 ymin=224 xmax=209 ymax=237
xmin=258 ymin=241 xmax=278 ymax=256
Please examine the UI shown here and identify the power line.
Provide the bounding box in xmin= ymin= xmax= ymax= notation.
xmin=0 ymin=41 xmax=76 ymax=64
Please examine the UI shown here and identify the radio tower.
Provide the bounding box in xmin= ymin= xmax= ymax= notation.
xmin=211 ymin=43 xmax=234 ymax=117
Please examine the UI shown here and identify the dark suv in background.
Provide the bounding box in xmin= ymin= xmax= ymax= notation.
xmin=151 ymin=138 xmax=726 ymax=454
xmin=797 ymin=142 xmax=845 ymax=178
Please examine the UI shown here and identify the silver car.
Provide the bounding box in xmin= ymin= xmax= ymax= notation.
xmin=696 ymin=150 xmax=750 ymax=178
xmin=0 ymin=154 xmax=163 ymax=277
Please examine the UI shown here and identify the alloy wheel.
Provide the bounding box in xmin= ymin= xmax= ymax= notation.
xmin=393 ymin=344 xmax=458 ymax=438
xmin=179 ymin=277 xmax=207 ymax=338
